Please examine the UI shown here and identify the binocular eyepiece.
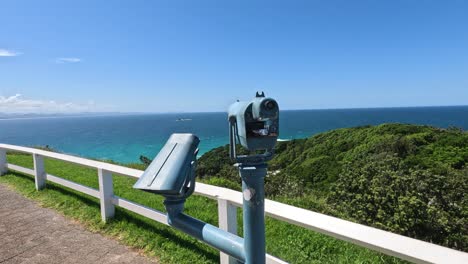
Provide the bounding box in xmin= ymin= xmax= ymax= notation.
xmin=264 ymin=100 xmax=277 ymax=110
xmin=228 ymin=92 xmax=279 ymax=162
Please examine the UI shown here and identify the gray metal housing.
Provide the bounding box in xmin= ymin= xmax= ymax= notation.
xmin=133 ymin=134 xmax=199 ymax=196
xmin=228 ymin=95 xmax=279 ymax=152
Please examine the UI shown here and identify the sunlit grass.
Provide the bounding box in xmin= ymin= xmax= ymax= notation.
xmin=0 ymin=153 xmax=404 ymax=264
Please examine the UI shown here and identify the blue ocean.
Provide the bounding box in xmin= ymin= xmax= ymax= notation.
xmin=0 ymin=106 xmax=467 ymax=163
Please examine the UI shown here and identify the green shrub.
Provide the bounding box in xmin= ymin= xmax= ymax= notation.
xmin=331 ymin=154 xmax=467 ymax=249
xmin=196 ymin=123 xmax=468 ymax=251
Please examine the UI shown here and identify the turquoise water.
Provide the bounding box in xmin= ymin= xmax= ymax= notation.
xmin=0 ymin=106 xmax=467 ymax=163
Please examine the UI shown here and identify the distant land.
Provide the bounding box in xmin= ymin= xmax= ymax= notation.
xmin=1 ymin=105 xmax=467 ymax=119
xmin=0 ymin=112 xmax=121 ymax=120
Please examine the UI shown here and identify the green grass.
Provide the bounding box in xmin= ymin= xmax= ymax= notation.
xmin=0 ymin=153 xmax=405 ymax=264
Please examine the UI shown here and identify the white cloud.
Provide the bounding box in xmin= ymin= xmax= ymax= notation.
xmin=56 ymin=57 xmax=82 ymax=63
xmin=0 ymin=49 xmax=22 ymax=57
xmin=0 ymin=94 xmax=103 ymax=114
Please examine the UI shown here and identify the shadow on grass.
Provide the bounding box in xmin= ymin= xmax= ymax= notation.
xmin=3 ymin=171 xmax=219 ymax=263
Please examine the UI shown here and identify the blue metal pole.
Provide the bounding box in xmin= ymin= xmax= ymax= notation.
xmin=239 ymin=164 xmax=267 ymax=264
xmin=164 ymin=199 xmax=246 ymax=262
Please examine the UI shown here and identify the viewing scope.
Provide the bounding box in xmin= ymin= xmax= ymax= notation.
xmin=228 ymin=92 xmax=279 ymax=162
xmin=132 ymin=94 xmax=277 ymax=263
xmin=133 ymin=133 xmax=199 ymax=199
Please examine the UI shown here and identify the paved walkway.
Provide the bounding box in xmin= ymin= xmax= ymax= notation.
xmin=0 ymin=184 xmax=157 ymax=264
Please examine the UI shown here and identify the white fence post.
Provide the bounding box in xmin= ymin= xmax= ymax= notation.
xmin=33 ymin=154 xmax=46 ymax=190
xmin=98 ymin=168 xmax=115 ymax=222
xmin=0 ymin=149 xmax=6 ymax=176
xmin=218 ymin=198 xmax=238 ymax=264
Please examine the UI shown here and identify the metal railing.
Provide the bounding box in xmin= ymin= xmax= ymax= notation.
xmin=0 ymin=143 xmax=466 ymax=264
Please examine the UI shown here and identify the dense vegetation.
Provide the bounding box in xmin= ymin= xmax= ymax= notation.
xmin=196 ymin=124 xmax=468 ymax=251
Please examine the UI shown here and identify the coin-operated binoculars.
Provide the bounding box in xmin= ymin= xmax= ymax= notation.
xmin=133 ymin=92 xmax=278 ymax=264
xmin=134 ymin=134 xmax=246 ymax=261
xmin=228 ymin=91 xmax=279 ymax=163
xmin=133 ymin=134 xmax=199 ymax=199
xmin=228 ymin=92 xmax=279 ymax=263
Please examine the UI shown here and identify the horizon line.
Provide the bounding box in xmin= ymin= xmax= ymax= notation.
xmin=1 ymin=104 xmax=467 ymax=118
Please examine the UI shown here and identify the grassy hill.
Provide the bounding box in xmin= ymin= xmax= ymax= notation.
xmin=1 ymin=152 xmax=402 ymax=264
xmin=197 ymin=123 xmax=468 ymax=250
xmin=1 ymin=123 xmax=466 ymax=263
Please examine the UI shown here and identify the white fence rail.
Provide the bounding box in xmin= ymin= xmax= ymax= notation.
xmin=0 ymin=143 xmax=467 ymax=264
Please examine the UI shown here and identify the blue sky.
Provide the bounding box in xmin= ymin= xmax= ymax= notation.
xmin=1 ymin=0 xmax=467 ymax=113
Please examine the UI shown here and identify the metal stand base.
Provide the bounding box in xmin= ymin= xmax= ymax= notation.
xmin=161 ymin=163 xmax=268 ymax=264
xmin=239 ymin=163 xmax=267 ymax=264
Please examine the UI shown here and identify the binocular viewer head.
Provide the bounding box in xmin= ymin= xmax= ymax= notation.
xmin=228 ymin=92 xmax=279 ymax=156
xmin=134 ymin=92 xmax=278 ymax=197
xmin=133 ymin=133 xmax=199 ymax=199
